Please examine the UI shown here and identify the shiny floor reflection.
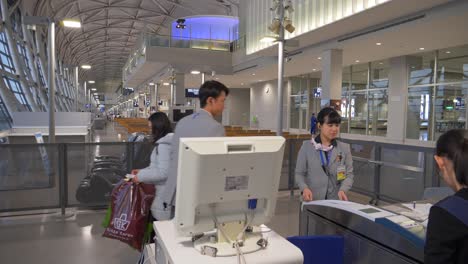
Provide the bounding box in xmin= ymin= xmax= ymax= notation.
xmin=0 ymin=191 xmax=369 ymax=263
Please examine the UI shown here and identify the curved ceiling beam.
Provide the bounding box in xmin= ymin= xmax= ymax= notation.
xmin=59 ymin=25 xmax=142 ymax=59
xmin=67 ymin=40 xmax=134 ymax=56
xmin=54 ymin=5 xmax=172 ymax=20
xmin=72 ymin=47 xmax=132 ymax=63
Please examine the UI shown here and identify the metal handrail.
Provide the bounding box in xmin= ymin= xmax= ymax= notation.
xmin=0 ymin=137 xmax=439 ymax=215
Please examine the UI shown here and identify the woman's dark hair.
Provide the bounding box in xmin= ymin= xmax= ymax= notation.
xmin=148 ymin=112 xmax=172 ymax=144
xmin=317 ymin=107 xmax=341 ymax=125
xmin=436 ymin=129 xmax=468 ymax=186
xmin=199 ymin=80 xmax=230 ymax=108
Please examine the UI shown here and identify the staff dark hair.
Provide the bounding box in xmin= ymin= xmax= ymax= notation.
xmin=199 ymin=80 xmax=230 ymax=108
xmin=148 ymin=112 xmax=172 ymax=145
xmin=436 ymin=129 xmax=468 ymax=186
xmin=317 ymin=107 xmax=341 ymax=125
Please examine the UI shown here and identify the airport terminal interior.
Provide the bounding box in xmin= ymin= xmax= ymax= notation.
xmin=0 ymin=0 xmax=467 ymax=263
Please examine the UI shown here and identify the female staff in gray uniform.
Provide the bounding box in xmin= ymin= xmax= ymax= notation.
xmin=295 ymin=107 xmax=354 ymax=201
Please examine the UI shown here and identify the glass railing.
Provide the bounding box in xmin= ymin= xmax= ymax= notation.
xmin=0 ymin=138 xmax=438 ymax=214
xmin=123 ymin=34 xmax=246 ymax=82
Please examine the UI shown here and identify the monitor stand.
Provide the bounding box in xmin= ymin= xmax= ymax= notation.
xmin=193 ymin=221 xmax=265 ymax=257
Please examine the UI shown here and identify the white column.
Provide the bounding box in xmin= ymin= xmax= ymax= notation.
xmin=321 ymin=49 xmax=343 ymax=108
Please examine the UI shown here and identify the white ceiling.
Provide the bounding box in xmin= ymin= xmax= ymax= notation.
xmin=29 ymin=0 xmax=239 ymax=92
xmin=187 ymin=0 xmax=468 ymax=90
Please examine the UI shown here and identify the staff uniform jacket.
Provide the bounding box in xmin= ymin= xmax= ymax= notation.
xmin=425 ymin=188 xmax=468 ymax=264
xmin=160 ymin=110 xmax=225 ymax=212
xmin=295 ymin=135 xmax=354 ymax=200
xmin=136 ymin=133 xmax=173 ymax=220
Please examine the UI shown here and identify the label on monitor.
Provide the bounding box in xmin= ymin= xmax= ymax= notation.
xmin=225 ymin=176 xmax=249 ymax=191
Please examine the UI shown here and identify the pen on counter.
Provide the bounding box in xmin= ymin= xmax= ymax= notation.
xmin=413 ymin=201 xmax=416 ymax=209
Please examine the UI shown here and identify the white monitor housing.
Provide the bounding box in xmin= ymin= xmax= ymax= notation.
xmin=174 ymin=136 xmax=285 ymax=253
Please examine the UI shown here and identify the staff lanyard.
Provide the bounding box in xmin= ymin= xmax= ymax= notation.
xmin=319 ymin=150 xmax=331 ymax=171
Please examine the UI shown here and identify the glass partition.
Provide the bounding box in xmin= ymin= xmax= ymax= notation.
xmin=407 ymin=44 xmax=468 ymax=141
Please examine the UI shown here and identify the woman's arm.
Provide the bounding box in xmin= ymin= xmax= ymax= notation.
xmin=294 ymin=143 xmax=309 ymax=191
xmin=137 ymin=143 xmax=171 ymax=184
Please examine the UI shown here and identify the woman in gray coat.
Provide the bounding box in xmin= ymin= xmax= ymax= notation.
xmin=132 ymin=112 xmax=174 ymax=220
xmin=295 ymin=107 xmax=354 ymax=201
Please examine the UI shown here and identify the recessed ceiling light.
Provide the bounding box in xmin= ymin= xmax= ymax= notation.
xmin=91 ymin=88 xmax=97 ymax=91
xmin=252 ymin=73 xmax=256 ymax=76
xmin=88 ymin=80 xmax=95 ymax=84
xmin=355 ymin=60 xmax=360 ymax=63
xmin=445 ymin=51 xmax=451 ymax=54
xmin=317 ymin=57 xmax=322 ymax=60
xmin=190 ymin=70 xmax=200 ymax=75
xmin=149 ymin=82 xmax=154 ymax=85
xmin=81 ymin=65 xmax=91 ymax=69
xmin=379 ymin=62 xmax=383 ymax=65
xmin=419 ymin=47 xmax=425 ymax=50
xmin=376 ymin=42 xmax=382 ymax=46
xmin=163 ymin=82 xmax=170 ymax=86
xmin=62 ymin=19 xmax=81 ymax=28
xmin=215 ymin=77 xmax=219 ymax=80
xmin=312 ymin=69 xmax=317 ymax=71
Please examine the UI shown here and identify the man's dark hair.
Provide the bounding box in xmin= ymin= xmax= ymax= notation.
xmin=199 ymin=80 xmax=229 ymax=108
xmin=317 ymin=107 xmax=341 ymax=125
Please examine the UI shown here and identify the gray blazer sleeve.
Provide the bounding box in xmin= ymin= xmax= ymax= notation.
xmin=339 ymin=143 xmax=354 ymax=192
xmin=294 ymin=142 xmax=309 ymax=191
xmin=137 ymin=143 xmax=171 ymax=184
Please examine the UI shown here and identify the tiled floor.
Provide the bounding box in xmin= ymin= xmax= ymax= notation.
xmin=0 ymin=191 xmax=371 ymax=264
xmin=93 ymin=121 xmax=129 ymax=142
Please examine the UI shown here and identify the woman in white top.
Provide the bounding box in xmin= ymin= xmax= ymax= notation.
xmin=132 ymin=112 xmax=174 ymax=220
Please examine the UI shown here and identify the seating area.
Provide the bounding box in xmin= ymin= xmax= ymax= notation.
xmin=115 ymin=118 xmax=150 ymax=134
xmin=112 ymin=121 xmax=312 ymax=139
xmin=224 ymin=126 xmax=311 ymax=139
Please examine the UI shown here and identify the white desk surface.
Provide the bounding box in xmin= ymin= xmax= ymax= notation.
xmin=154 ymin=220 xmax=303 ymax=264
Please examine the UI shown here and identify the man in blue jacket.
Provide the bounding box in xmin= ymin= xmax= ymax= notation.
xmin=160 ymin=80 xmax=229 ymax=217
xmin=310 ymin=113 xmax=317 ymax=134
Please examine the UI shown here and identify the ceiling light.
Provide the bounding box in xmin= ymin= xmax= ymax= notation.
xmin=241 ymin=83 xmax=244 ymax=85
xmin=149 ymin=82 xmax=155 ymax=85
xmin=163 ymin=82 xmax=170 ymax=86
xmin=88 ymin=80 xmax=95 ymax=84
xmin=215 ymin=77 xmax=219 ymax=80
xmin=317 ymin=57 xmax=322 ymax=60
xmin=252 ymin=73 xmax=256 ymax=76
xmin=81 ymin=65 xmax=91 ymax=69
xmin=376 ymin=42 xmax=382 ymax=46
xmin=379 ymin=62 xmax=383 ymax=65
xmin=312 ymin=69 xmax=317 ymax=71
xmin=445 ymin=51 xmax=451 ymax=54
xmin=91 ymin=88 xmax=97 ymax=91
xmin=355 ymin=60 xmax=360 ymax=63
xmin=419 ymin=47 xmax=425 ymax=50
xmin=260 ymin=36 xmax=278 ymax=43
xmin=62 ymin=19 xmax=81 ymax=28
xmin=190 ymin=70 xmax=201 ymax=75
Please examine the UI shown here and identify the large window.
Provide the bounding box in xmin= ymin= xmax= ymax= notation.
xmin=0 ymin=32 xmax=15 ymax=74
xmin=407 ymin=44 xmax=468 ymax=141
xmin=342 ymin=61 xmax=389 ymax=137
xmin=4 ymin=77 xmax=31 ymax=111
xmin=0 ymin=94 xmax=11 ymax=130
